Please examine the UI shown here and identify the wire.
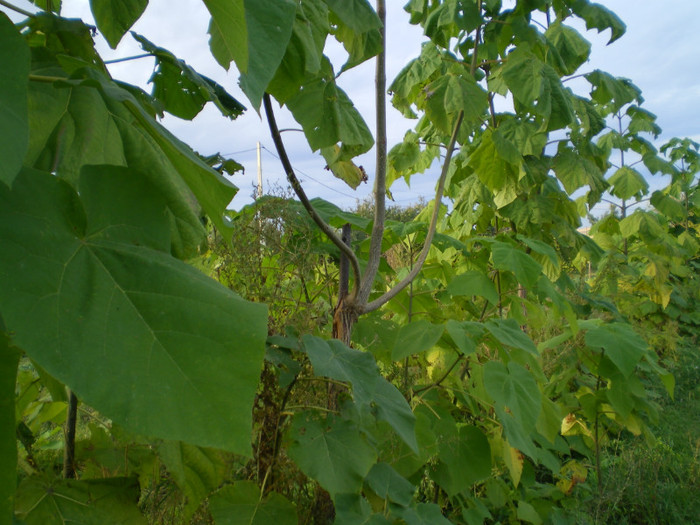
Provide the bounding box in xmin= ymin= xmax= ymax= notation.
xmin=260 ymin=145 xmax=360 ymax=200
xmin=220 ymin=147 xmax=259 ymax=156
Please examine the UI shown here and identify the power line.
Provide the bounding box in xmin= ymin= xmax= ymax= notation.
xmin=260 ymin=145 xmax=360 ymax=200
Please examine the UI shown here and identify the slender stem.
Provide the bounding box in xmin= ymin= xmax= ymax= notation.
xmin=358 ymin=0 xmax=387 ymax=305
xmin=413 ymin=354 xmax=464 ymax=394
xmin=104 ymin=54 xmax=151 ymax=65
xmin=364 ymin=111 xmax=465 ymax=313
xmin=29 ymin=74 xmax=67 ymax=83
xmin=63 ymin=390 xmax=78 ymax=479
xmin=263 ymin=93 xmax=362 ymax=299
xmin=0 ymin=0 xmax=34 ymax=17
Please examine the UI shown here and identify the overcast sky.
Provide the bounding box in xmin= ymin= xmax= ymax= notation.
xmin=9 ymin=1 xmax=700 ymax=212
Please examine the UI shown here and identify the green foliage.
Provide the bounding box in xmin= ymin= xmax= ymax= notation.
xmin=1 ymin=1 xmax=698 ymax=524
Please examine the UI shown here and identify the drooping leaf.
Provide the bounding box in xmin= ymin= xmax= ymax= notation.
xmin=483 ymin=361 xmax=541 ymax=455
xmin=25 ymin=68 xmax=238 ymax=257
xmin=553 ymin=147 xmax=606 ymax=198
xmin=0 ymin=329 xmax=19 ymax=525
xmin=569 ymin=0 xmax=626 ymax=44
xmin=650 ymin=191 xmax=684 ymax=221
xmin=302 ymin=336 xmax=417 ymax=452
xmin=502 ymin=47 xmax=544 ymax=107
xmin=209 ymin=482 xmax=298 ymax=525
xmin=239 ymin=0 xmax=297 ymax=109
xmin=287 ymin=411 xmax=377 ymax=496
xmin=132 ymin=33 xmax=245 ymax=121
xmin=491 ymin=242 xmax=543 ymax=289
xmin=545 ymin=21 xmax=591 ymax=75
xmin=445 ymin=320 xmax=477 ymax=356
xmin=0 ymin=167 xmax=267 ymax=454
xmin=14 ymin=475 xmax=146 ymax=525
xmin=619 ymin=210 xmax=664 ymax=240
xmin=158 ymin=442 xmax=226 ymax=519
xmin=89 ymin=0 xmax=148 ymax=48
xmin=286 ymin=71 xmax=374 ymax=157
xmin=392 ymin=320 xmax=445 ymax=361
xmin=484 ymin=319 xmax=538 ymax=356
xmin=204 ymin=0 xmax=247 ymax=72
xmin=365 ymin=462 xmax=415 ymax=506
xmin=447 ymin=270 xmax=499 ymax=305
xmin=321 ymin=145 xmax=368 ymax=189
xmin=323 ymin=0 xmax=382 ymax=32
xmin=0 ymin=13 xmax=30 ymax=187
xmin=585 ymin=323 xmax=646 ymax=377
xmin=585 ymin=70 xmax=641 ymax=113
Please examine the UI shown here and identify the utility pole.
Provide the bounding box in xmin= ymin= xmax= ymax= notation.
xmin=256 ymin=141 xmax=263 ymax=199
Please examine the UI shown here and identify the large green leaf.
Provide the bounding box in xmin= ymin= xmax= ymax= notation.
xmin=0 ymin=13 xmax=30 ymax=187
xmin=608 ymin=166 xmax=648 ymax=201
xmin=0 ymin=329 xmax=19 ymax=525
xmin=484 ymin=319 xmax=537 ymax=356
xmin=392 ymin=320 xmax=445 ymax=361
xmin=204 ymin=0 xmax=248 ymax=72
xmin=585 ymin=70 xmax=641 ymax=112
xmin=397 ymin=503 xmax=453 ymax=525
xmin=14 ymin=475 xmax=146 ymax=525
xmin=502 ymin=47 xmax=543 ymax=107
xmin=545 ymin=21 xmax=591 ymax=75
xmin=468 ymin=129 xmax=519 ymax=192
xmin=569 ymin=0 xmax=626 ymax=44
xmin=302 ymin=336 xmax=417 ymax=452
xmin=0 ymin=167 xmax=267 ymax=454
xmin=552 ymin=147 xmax=606 ymax=197
xmin=239 ymin=0 xmax=297 ymax=109
xmin=447 ymin=270 xmax=499 ymax=305
xmin=209 ymin=482 xmax=297 ymax=525
xmin=25 ymin=69 xmax=238 ymax=257
xmin=433 ymin=425 xmax=491 ymax=496
xmin=286 ymin=71 xmax=374 ymax=158
xmin=585 ymin=323 xmax=646 ymax=377
xmin=158 ymin=442 xmax=226 ymax=519
xmin=323 ymin=0 xmax=381 ymax=32
xmin=287 ymin=412 xmax=377 ymax=496
xmin=89 ymin=0 xmax=148 ymax=48
xmin=483 ymin=361 xmax=541 ymax=454
xmin=365 ymin=462 xmax=415 ymax=506
xmin=491 ymin=242 xmax=542 ymax=289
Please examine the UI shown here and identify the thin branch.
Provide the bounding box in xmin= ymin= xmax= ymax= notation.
xmin=562 ymin=72 xmax=591 ymax=83
xmin=263 ymin=93 xmax=362 ymax=299
xmin=363 ymin=110 xmax=464 ymax=313
xmin=413 ymin=353 xmax=464 ymax=394
xmin=0 ymin=0 xmax=34 ymax=17
xmin=104 ymin=54 xmax=151 ymax=65
xmin=357 ymin=0 xmax=387 ymax=305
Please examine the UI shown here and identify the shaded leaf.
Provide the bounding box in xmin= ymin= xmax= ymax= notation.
xmin=484 ymin=319 xmax=538 ymax=356
xmin=545 ymin=21 xmax=591 ymax=75
xmin=209 ymin=482 xmax=297 ymax=525
xmin=608 ymin=166 xmax=648 ymax=201
xmin=433 ymin=425 xmax=491 ymax=496
xmin=0 ymin=13 xmax=30 ymax=187
xmin=323 ymin=0 xmax=381 ymax=32
xmin=569 ymin=0 xmax=626 ymax=44
xmin=287 ymin=412 xmax=377 ymax=496
xmin=392 ymin=320 xmax=445 ymax=361
xmin=158 ymin=442 xmax=226 ymax=519
xmin=0 ymin=167 xmax=267 ymax=454
xmin=397 ymin=503 xmax=453 ymax=525
xmin=365 ymin=462 xmax=415 ymax=506
xmin=14 ymin=475 xmax=146 ymax=525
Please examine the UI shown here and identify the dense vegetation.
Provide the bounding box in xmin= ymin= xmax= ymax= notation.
xmin=1 ymin=1 xmax=698 ymax=524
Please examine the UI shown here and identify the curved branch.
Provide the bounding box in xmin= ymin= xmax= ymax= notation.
xmin=357 ymin=0 xmax=387 ymax=305
xmin=263 ymin=93 xmax=362 ymax=298
xmin=363 ymin=110 xmax=464 ymax=314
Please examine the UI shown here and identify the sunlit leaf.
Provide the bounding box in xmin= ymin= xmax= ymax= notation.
xmin=89 ymin=0 xmax=147 ymax=48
